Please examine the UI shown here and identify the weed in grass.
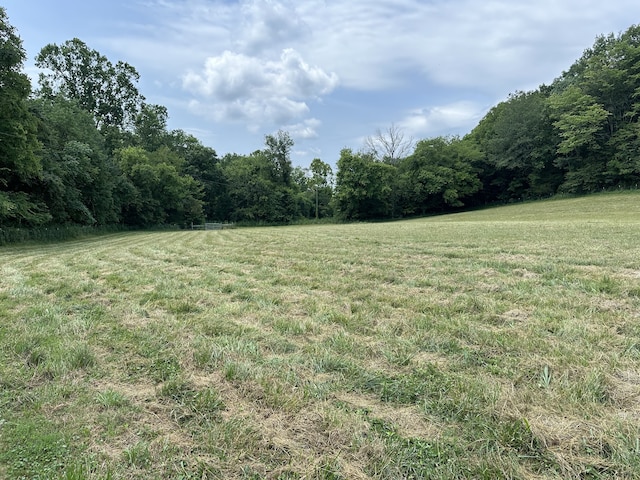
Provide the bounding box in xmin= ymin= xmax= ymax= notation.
xmin=589 ymin=275 xmax=620 ymax=295
xmin=0 ymin=415 xmax=75 ymax=479
xmin=262 ymin=336 xmax=299 ymax=354
xmin=167 ymin=300 xmax=201 ymax=315
xmin=193 ymin=340 xmax=225 ymax=369
xmin=123 ymin=441 xmax=152 ymax=468
xmin=311 ymin=353 xmax=357 ymax=375
xmin=96 ymin=389 xmax=129 ymax=409
xmin=200 ymin=417 xmax=262 ymax=460
xmin=365 ymin=416 xmax=456 ymax=479
xmin=622 ymin=340 xmax=640 ymax=359
xmin=569 ymin=369 xmax=611 ymax=405
xmin=539 ymin=364 xmax=552 ymax=388
xmin=192 ymin=387 xmax=225 ymax=416
xmin=313 ymin=456 xmax=344 ymax=479
xmin=489 ymin=417 xmax=547 ymax=457
xmin=417 ymin=335 xmax=464 ymax=356
xmin=159 ymin=380 xmax=226 ymax=421
xmin=302 ymin=379 xmax=333 ymax=400
xmin=323 ymin=310 xmax=372 ymax=335
xmin=67 ymin=344 xmax=96 ymax=370
xmin=26 ymin=346 xmax=47 ymax=367
xmin=258 ymin=378 xmax=305 ymax=410
xmin=323 ymin=331 xmax=361 ymax=356
xmin=150 ymin=355 xmax=182 ymax=382
xmin=201 ymin=317 xmax=256 ymax=338
xmin=612 ymin=434 xmax=640 ymax=473
xmin=223 ymin=360 xmax=253 ymax=381
xmin=57 ymin=459 xmax=114 ymax=480
xmin=272 ymin=317 xmax=313 ymax=335
xmin=382 ymin=341 xmax=417 ymax=367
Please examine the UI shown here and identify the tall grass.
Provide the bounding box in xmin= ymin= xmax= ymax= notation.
xmin=1 ymin=191 xmax=639 ymax=478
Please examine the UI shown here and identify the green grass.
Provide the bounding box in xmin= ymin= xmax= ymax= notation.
xmin=1 ymin=191 xmax=640 ymax=478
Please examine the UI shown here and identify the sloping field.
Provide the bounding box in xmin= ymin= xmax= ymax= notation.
xmin=1 ymin=192 xmax=640 ymax=479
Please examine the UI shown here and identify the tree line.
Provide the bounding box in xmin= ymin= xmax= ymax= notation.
xmin=334 ymin=24 xmax=640 ymax=219
xmin=2 ymin=7 xmax=640 ymax=234
xmin=0 ymin=8 xmax=334 ymax=233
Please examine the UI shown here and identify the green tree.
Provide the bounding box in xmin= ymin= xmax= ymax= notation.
xmin=35 ymin=38 xmax=144 ymax=133
xmin=309 ymin=158 xmax=333 ymax=219
xmin=116 ymin=146 xmax=203 ymax=226
xmin=548 ymin=86 xmax=611 ymax=192
xmin=471 ymin=90 xmax=561 ymax=201
xmin=167 ymin=130 xmax=225 ymax=221
xmin=135 ymin=103 xmax=169 ymax=152
xmin=332 ymin=149 xmax=395 ymax=220
xmin=399 ymin=136 xmax=481 ymax=214
xmin=30 ymin=96 xmax=121 ymax=225
xmin=0 ymin=7 xmax=48 ymax=225
xmin=548 ymin=25 xmax=640 ymax=192
xmin=221 ymin=152 xmax=284 ymax=223
xmin=549 ymin=86 xmax=610 ymax=155
xmin=264 ymin=130 xmax=294 ymax=186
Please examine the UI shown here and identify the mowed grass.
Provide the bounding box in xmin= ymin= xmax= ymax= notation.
xmin=1 ymin=191 xmax=640 ymax=479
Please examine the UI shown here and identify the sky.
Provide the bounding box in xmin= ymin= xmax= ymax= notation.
xmin=3 ymin=0 xmax=640 ymax=168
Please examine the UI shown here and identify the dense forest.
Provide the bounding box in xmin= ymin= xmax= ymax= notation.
xmin=2 ymin=7 xmax=640 ymax=238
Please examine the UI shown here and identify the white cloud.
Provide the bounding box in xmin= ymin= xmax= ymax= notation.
xmin=282 ymin=118 xmax=322 ymax=140
xmin=123 ymin=0 xmax=639 ymax=94
xmin=398 ymin=101 xmax=488 ymax=138
xmin=237 ymin=0 xmax=308 ymax=54
xmin=293 ymin=0 xmax=631 ymax=92
xmin=87 ymin=0 xmax=640 ymax=157
xmin=183 ymin=48 xmax=338 ymax=129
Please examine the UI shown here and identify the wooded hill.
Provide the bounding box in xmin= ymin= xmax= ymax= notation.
xmin=2 ymin=6 xmax=639 ymax=233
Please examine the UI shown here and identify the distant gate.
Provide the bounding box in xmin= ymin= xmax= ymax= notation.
xmin=190 ymin=222 xmax=235 ymax=230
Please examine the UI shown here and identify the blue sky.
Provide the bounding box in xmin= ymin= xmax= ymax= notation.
xmin=4 ymin=0 xmax=640 ymax=168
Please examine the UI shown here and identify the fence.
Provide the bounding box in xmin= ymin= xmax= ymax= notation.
xmin=190 ymin=222 xmax=235 ymax=230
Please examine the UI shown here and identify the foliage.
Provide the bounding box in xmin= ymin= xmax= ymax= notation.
xmin=547 ymin=25 xmax=640 ymax=193
xmin=35 ymin=38 xmax=144 ymax=132
xmin=116 ymin=146 xmax=204 ymax=226
xmin=134 ymin=103 xmax=169 ymax=152
xmin=398 ymin=136 xmax=482 ymax=214
xmin=221 ymin=151 xmax=296 ymax=223
xmin=170 ymin=130 xmax=225 ymax=221
xmin=0 ymin=7 xmax=47 ymax=226
xmin=30 ymin=96 xmax=121 ymax=225
xmin=309 ymin=158 xmax=334 ymax=219
xmin=332 ymin=148 xmax=396 ymax=220
xmin=3 ymin=13 xmax=640 ymax=230
xmin=264 ymin=129 xmax=294 ymax=186
xmin=471 ymin=90 xmax=562 ymax=201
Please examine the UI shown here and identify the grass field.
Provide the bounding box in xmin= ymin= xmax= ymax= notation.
xmin=1 ymin=191 xmax=640 ymax=479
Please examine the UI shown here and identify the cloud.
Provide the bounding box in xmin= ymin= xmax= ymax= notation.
xmin=293 ymin=0 xmax=631 ymax=92
xmin=282 ymin=118 xmax=322 ymax=140
xmin=398 ymin=101 xmax=488 ymax=138
xmin=183 ymin=48 xmax=337 ymax=129
xmin=99 ymin=0 xmax=640 ymax=117
xmin=90 ymin=0 xmax=640 ymax=158
xmin=126 ymin=0 xmax=639 ymax=95
xmin=237 ymin=0 xmax=308 ymax=54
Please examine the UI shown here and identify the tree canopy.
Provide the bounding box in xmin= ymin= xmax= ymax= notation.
xmin=35 ymin=38 xmax=144 ymax=132
xmin=1 ymin=9 xmax=639 ymax=235
xmin=0 ymin=7 xmax=46 ymax=226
